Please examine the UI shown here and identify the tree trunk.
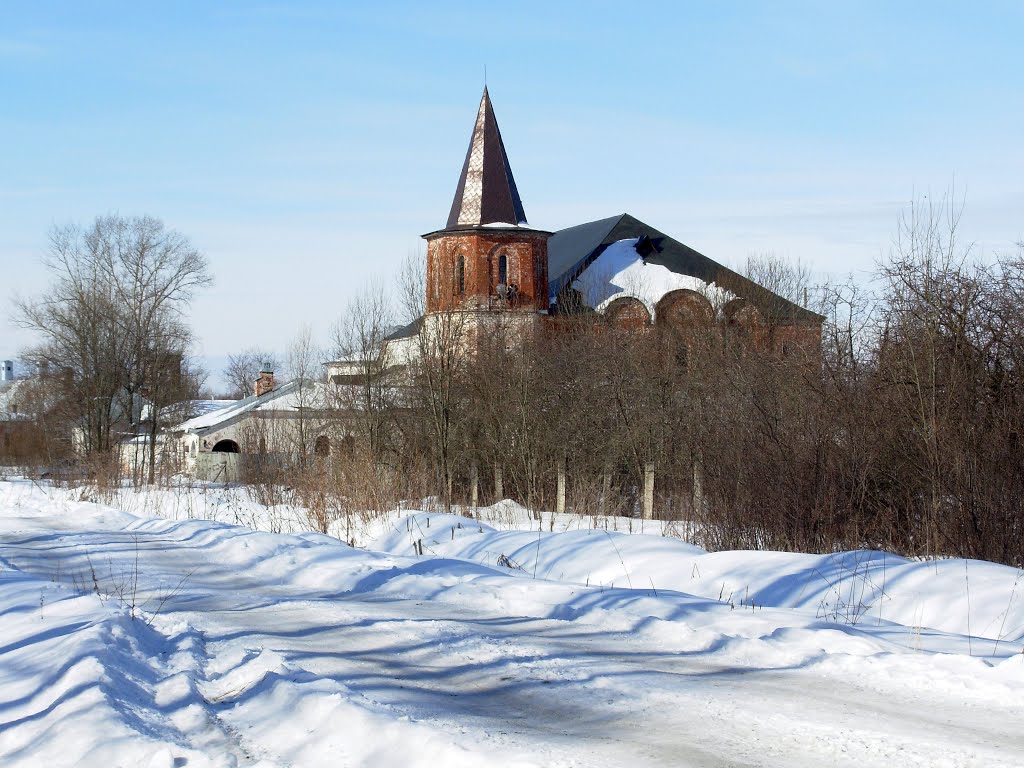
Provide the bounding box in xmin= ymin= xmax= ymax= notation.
xmin=494 ymin=464 xmax=504 ymax=500
xmin=643 ymin=462 xmax=655 ymax=520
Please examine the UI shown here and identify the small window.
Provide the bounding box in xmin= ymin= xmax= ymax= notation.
xmin=457 ymin=255 xmax=465 ymax=294
xmin=675 ymin=345 xmax=689 ymax=371
xmin=498 ymin=254 xmax=508 ymax=285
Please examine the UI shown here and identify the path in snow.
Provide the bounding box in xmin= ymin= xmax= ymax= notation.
xmin=1 ymin=486 xmax=1023 ymax=766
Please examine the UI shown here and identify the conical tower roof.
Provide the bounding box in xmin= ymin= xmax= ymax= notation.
xmin=446 ymin=87 xmax=528 ymax=229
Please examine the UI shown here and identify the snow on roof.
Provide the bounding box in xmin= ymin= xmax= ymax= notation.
xmin=121 ymin=433 xmax=168 ymax=445
xmin=547 ymin=214 xmax=625 ymax=300
xmin=573 ymin=238 xmax=734 ymax=315
xmin=173 ymin=380 xmax=330 ymax=433
xmin=186 ymin=399 xmax=238 ymax=416
xmin=154 ymin=399 xmax=237 ymax=423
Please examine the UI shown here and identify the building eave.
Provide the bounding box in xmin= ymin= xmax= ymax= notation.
xmin=421 ymin=224 xmax=553 ymax=241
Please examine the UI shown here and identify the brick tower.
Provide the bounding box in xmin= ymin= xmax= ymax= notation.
xmin=422 ymin=88 xmax=551 ymax=332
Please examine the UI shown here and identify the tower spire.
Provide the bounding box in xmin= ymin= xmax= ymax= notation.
xmin=446 ymin=88 xmax=528 ymax=230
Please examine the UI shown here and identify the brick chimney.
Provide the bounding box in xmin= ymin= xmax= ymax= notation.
xmin=254 ymin=367 xmax=275 ymax=397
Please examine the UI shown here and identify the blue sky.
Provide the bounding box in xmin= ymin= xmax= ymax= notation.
xmin=3 ymin=2 xmax=1022 ymax=386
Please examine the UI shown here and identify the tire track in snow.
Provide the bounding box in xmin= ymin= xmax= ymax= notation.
xmin=4 ymin=509 xmax=1024 ymax=767
xmin=0 ymin=546 xmax=265 ymax=766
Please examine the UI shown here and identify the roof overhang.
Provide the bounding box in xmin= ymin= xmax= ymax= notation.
xmin=421 ymin=224 xmax=553 ymax=241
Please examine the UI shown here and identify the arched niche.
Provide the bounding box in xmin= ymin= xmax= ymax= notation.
xmin=211 ymin=439 xmax=240 ymax=454
xmin=487 ymin=244 xmax=518 ymax=304
xmin=603 ymin=295 xmax=652 ymax=330
xmin=654 ymin=289 xmax=714 ymax=328
xmin=723 ymin=298 xmax=764 ymax=349
xmin=314 ymin=435 xmax=331 ymax=457
xmin=723 ymin=298 xmax=762 ymax=326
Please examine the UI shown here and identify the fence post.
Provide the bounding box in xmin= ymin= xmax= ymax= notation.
xmin=470 ymin=462 xmax=479 ymax=508
xmin=601 ymin=471 xmax=611 ymax=516
xmin=556 ymin=460 xmax=566 ymax=515
xmin=643 ymin=462 xmax=655 ymax=520
xmin=692 ymin=453 xmax=704 ymax=514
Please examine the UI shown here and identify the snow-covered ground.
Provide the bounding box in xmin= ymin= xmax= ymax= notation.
xmin=1 ymin=479 xmax=1022 ymax=767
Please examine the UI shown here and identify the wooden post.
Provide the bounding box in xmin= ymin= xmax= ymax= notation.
xmin=692 ymin=453 xmax=704 ymax=514
xmin=643 ymin=462 xmax=655 ymax=520
xmin=601 ymin=471 xmax=611 ymax=517
xmin=531 ymin=458 xmax=541 ymax=519
xmin=470 ymin=462 xmax=479 ymax=508
xmin=494 ymin=465 xmax=504 ymax=500
xmin=556 ymin=460 xmax=566 ymax=515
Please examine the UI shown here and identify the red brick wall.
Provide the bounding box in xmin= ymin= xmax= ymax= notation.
xmin=425 ymin=230 xmax=550 ymax=313
xmin=655 ymin=289 xmax=715 ymax=328
xmin=549 ymin=300 xmax=822 ymax=365
xmin=768 ymin=321 xmax=823 ymax=361
xmin=605 ymin=296 xmax=652 ymax=330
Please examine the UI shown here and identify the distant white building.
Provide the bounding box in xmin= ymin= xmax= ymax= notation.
xmin=167 ymin=370 xmax=343 ymax=482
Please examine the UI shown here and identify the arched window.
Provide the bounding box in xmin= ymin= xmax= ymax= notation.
xmin=456 ymin=255 xmax=465 ymax=294
xmin=675 ymin=344 xmax=689 ymax=372
xmin=211 ymin=439 xmax=240 ymax=453
xmin=498 ymin=253 xmax=508 ymax=285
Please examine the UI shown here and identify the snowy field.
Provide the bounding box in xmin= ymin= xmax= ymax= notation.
xmin=1 ymin=479 xmax=1023 ymax=767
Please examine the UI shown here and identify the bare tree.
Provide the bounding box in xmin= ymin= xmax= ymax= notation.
xmin=399 ymin=251 xmax=467 ymax=512
xmin=15 ymin=216 xmax=211 ymax=465
xmin=285 ymin=325 xmax=324 ymax=465
xmin=223 ymin=347 xmax=280 ymax=399
xmin=329 ymin=280 xmax=396 ymax=465
xmin=743 ymin=251 xmax=816 ymax=310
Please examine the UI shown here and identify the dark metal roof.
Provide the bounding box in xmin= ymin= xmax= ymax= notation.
xmin=547 ymin=214 xmax=625 ymax=300
xmin=383 ymin=316 xmax=423 ymax=342
xmin=446 ymin=87 xmax=528 ymax=229
xmin=549 ymin=213 xmax=823 ymax=323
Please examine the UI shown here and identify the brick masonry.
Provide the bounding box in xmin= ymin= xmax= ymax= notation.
xmin=421 ymin=231 xmax=821 ymax=362
xmin=570 ymin=289 xmax=822 ymax=361
xmin=425 ymin=229 xmax=550 ymax=314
